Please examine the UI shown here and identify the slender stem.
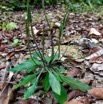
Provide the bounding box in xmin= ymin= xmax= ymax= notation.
xmin=42 ymin=0 xmax=54 ymax=63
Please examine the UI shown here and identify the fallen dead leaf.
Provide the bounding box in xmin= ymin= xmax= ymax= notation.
xmin=90 ymin=63 xmax=103 ymax=76
xmin=89 ymin=56 xmax=103 ymax=64
xmin=89 ymin=28 xmax=101 ymax=36
xmin=55 ymin=22 xmax=61 ymax=27
xmin=88 ymin=87 xmax=103 ymax=99
xmin=6 ymin=52 xmax=15 ymax=60
xmin=86 ymin=49 xmax=103 ymax=60
xmin=0 ymin=45 xmax=5 ymax=52
xmin=0 ymin=66 xmax=6 ymax=70
xmin=65 ymin=99 xmax=83 ymax=104
xmin=33 ymin=26 xmax=39 ymax=35
xmin=67 ymin=68 xmax=81 ymax=77
xmin=68 ymin=90 xmax=84 ymax=100
xmin=65 ymin=97 xmax=93 ymax=104
xmin=18 ymin=98 xmax=39 ymax=104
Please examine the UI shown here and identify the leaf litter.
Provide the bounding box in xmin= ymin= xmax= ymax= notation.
xmin=0 ymin=5 xmax=103 ymax=104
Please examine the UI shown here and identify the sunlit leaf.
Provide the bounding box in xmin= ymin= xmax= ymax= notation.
xmin=49 ymin=71 xmax=61 ymax=95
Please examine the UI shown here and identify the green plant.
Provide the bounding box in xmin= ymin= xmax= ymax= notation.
xmin=12 ymin=39 xmax=22 ymax=46
xmin=2 ymin=22 xmax=18 ymax=31
xmin=10 ymin=0 xmax=92 ymax=103
xmin=6 ymin=22 xmax=18 ymax=31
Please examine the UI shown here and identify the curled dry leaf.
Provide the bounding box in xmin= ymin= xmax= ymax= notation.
xmin=88 ymin=87 xmax=103 ymax=99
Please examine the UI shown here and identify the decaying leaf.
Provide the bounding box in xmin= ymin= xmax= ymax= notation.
xmin=89 ymin=56 xmax=103 ymax=63
xmin=68 ymin=90 xmax=84 ymax=100
xmin=17 ymin=98 xmax=39 ymax=104
xmin=55 ymin=22 xmax=61 ymax=27
xmin=89 ymin=28 xmax=101 ymax=36
xmin=90 ymin=63 xmax=103 ymax=76
xmin=33 ymin=26 xmax=39 ymax=35
xmin=65 ymin=99 xmax=83 ymax=104
xmin=86 ymin=49 xmax=103 ymax=60
xmin=67 ymin=68 xmax=81 ymax=77
xmin=0 ymin=45 xmax=5 ymax=52
xmin=65 ymin=97 xmax=93 ymax=104
xmin=88 ymin=87 xmax=103 ymax=99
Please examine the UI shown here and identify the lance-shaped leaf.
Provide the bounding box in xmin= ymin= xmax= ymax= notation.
xmin=42 ymin=73 xmax=50 ymax=92
xmin=54 ymin=85 xmax=67 ymax=104
xmin=49 ymin=71 xmax=61 ymax=95
xmin=24 ymin=78 xmax=38 ymax=99
xmin=15 ymin=74 xmax=36 ymax=89
xmin=60 ymin=74 xmax=92 ymax=92
xmin=10 ymin=58 xmax=41 ymax=72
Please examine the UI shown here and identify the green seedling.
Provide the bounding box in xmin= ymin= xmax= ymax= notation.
xmin=12 ymin=39 xmax=22 ymax=46
xmin=2 ymin=22 xmax=6 ymax=31
xmin=6 ymin=22 xmax=18 ymax=31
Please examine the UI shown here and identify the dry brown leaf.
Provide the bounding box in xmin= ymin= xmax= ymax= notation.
xmin=88 ymin=87 xmax=103 ymax=99
xmin=95 ymin=56 xmax=103 ymax=63
xmin=91 ymin=46 xmax=102 ymax=53
xmin=18 ymin=98 xmax=39 ymax=104
xmin=65 ymin=99 xmax=84 ymax=104
xmin=68 ymin=90 xmax=84 ymax=100
xmin=6 ymin=52 xmax=15 ymax=60
xmin=0 ymin=66 xmax=6 ymax=70
xmin=89 ymin=28 xmax=101 ymax=36
xmin=86 ymin=49 xmax=103 ymax=60
xmin=5 ymin=32 xmax=13 ymax=39
xmin=0 ymin=45 xmax=5 ymax=52
xmin=67 ymin=68 xmax=81 ymax=77
xmin=89 ymin=55 xmax=103 ymax=64
xmin=65 ymin=97 xmax=91 ymax=104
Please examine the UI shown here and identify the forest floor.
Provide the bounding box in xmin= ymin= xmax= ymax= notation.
xmin=0 ymin=5 xmax=103 ymax=104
